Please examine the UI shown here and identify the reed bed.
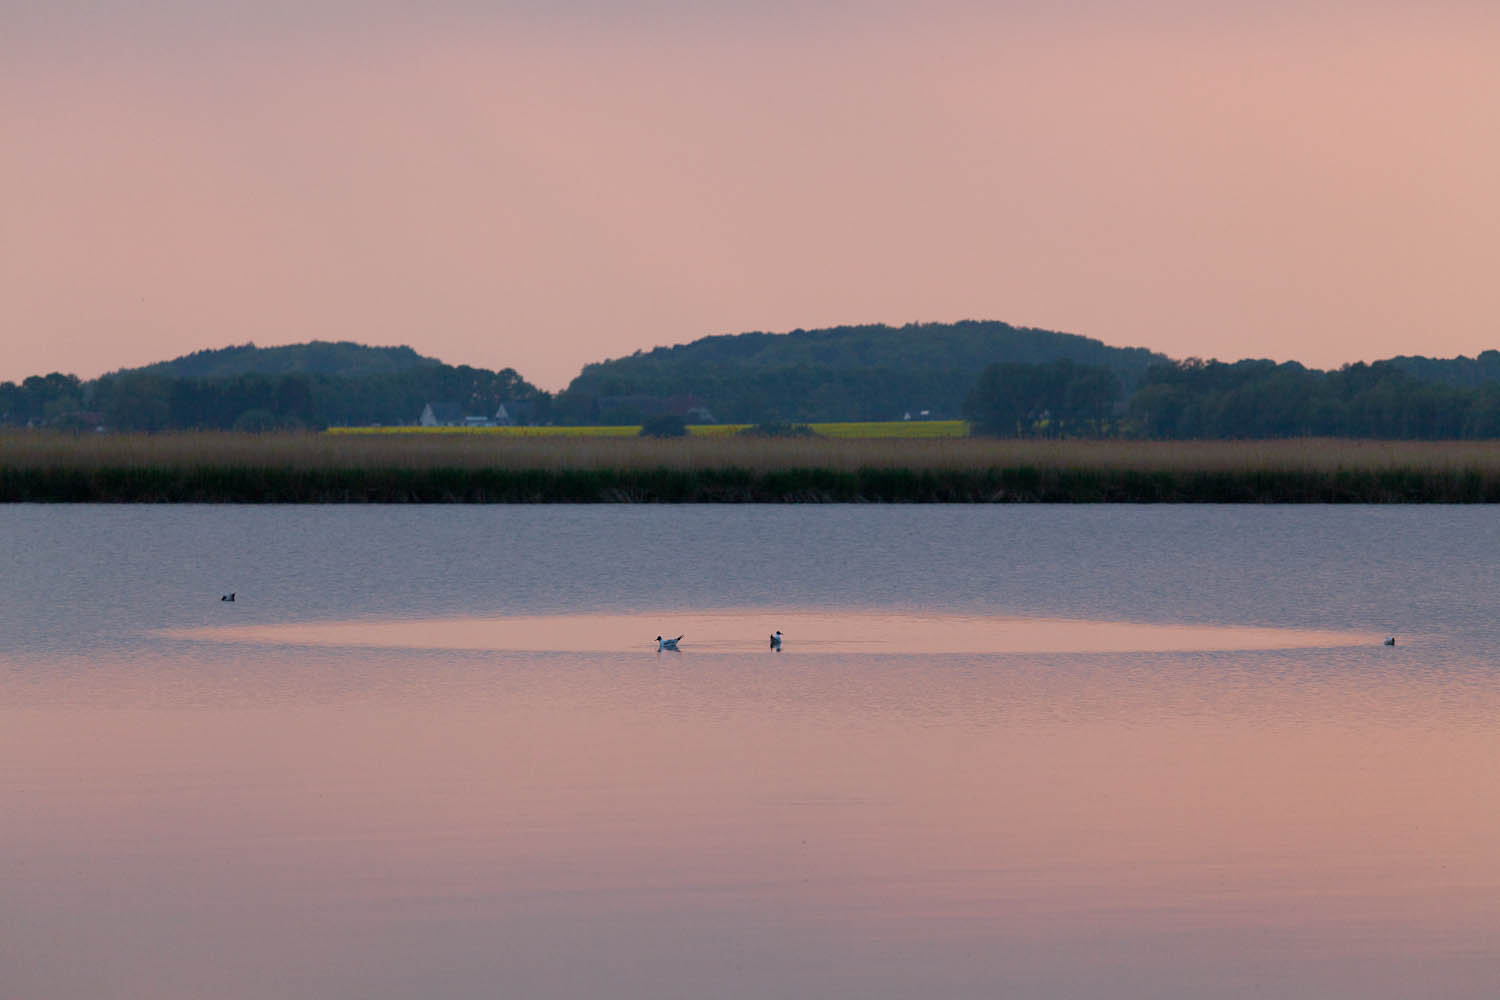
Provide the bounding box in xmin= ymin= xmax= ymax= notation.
xmin=9 ymin=430 xmax=1500 ymax=473
xmin=7 ymin=431 xmax=1500 ymax=502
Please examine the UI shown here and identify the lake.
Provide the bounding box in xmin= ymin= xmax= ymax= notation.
xmin=3 ymin=505 xmax=1498 ymax=999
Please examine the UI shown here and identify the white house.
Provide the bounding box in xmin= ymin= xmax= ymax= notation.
xmin=419 ymin=402 xmax=466 ymax=426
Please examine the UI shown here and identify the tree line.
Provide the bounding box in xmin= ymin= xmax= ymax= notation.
xmin=11 ymin=333 xmax=1500 ymax=439
xmin=1 ymin=367 xmax=550 ymax=431
xmin=964 ymin=357 xmax=1500 ymax=439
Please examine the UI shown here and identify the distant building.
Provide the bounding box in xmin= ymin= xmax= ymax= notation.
xmin=494 ymin=400 xmax=536 ymax=426
xmin=423 ymin=400 xmax=535 ymax=427
xmin=419 ymin=402 xmax=466 ymax=426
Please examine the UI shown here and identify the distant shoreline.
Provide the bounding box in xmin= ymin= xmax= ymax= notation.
xmin=5 ymin=432 xmax=1500 ymax=503
xmin=6 ymin=466 xmax=1497 ymax=503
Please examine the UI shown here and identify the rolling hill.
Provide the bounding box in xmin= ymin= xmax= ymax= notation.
xmin=556 ymin=320 xmax=1167 ymax=423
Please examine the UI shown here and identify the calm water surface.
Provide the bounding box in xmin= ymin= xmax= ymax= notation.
xmin=3 ymin=505 xmax=1499 ymax=999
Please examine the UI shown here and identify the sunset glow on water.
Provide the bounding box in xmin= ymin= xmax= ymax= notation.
xmin=159 ymin=611 xmax=1374 ymax=655
xmin=4 ymin=505 xmax=1498 ymax=999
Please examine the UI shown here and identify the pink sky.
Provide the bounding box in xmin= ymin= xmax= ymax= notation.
xmin=4 ymin=1 xmax=1497 ymax=390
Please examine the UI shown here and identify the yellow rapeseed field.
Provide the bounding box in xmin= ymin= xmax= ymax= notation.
xmin=326 ymin=424 xmax=642 ymax=437
xmin=326 ymin=420 xmax=970 ymax=439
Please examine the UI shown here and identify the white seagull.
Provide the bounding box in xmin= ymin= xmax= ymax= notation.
xmin=769 ymin=630 xmax=782 ymax=650
xmin=657 ymin=634 xmax=682 ymax=651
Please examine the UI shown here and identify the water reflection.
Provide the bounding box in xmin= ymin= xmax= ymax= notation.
xmin=158 ymin=610 xmax=1374 ymax=655
xmin=4 ymin=636 xmax=1497 ymax=1000
xmin=4 ymin=503 xmax=1499 ymax=999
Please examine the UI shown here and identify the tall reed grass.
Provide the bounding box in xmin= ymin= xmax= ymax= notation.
xmin=6 ymin=431 xmax=1500 ymax=501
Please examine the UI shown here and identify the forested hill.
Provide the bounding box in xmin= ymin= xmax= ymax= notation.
xmin=13 ymin=330 xmax=1500 ymax=437
xmin=4 ymin=342 xmax=547 ymax=431
xmin=557 ymin=321 xmax=1167 ymax=424
xmin=124 ymin=341 xmax=443 ymax=378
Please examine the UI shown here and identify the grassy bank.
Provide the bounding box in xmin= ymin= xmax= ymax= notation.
xmin=6 ymin=431 xmax=1500 ymax=502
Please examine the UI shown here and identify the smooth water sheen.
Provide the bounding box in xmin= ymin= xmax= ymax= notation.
xmin=3 ymin=505 xmax=1499 ymax=999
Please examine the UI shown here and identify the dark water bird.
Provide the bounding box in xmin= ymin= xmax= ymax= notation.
xmin=221 ymin=592 xmax=235 ymax=602
xmin=770 ymin=630 xmax=782 ymax=650
xmin=1384 ymin=635 xmax=1396 ymax=645
xmin=656 ymin=635 xmax=682 ymax=651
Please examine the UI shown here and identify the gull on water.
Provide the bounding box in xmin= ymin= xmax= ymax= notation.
xmin=657 ymin=635 xmax=682 ymax=651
